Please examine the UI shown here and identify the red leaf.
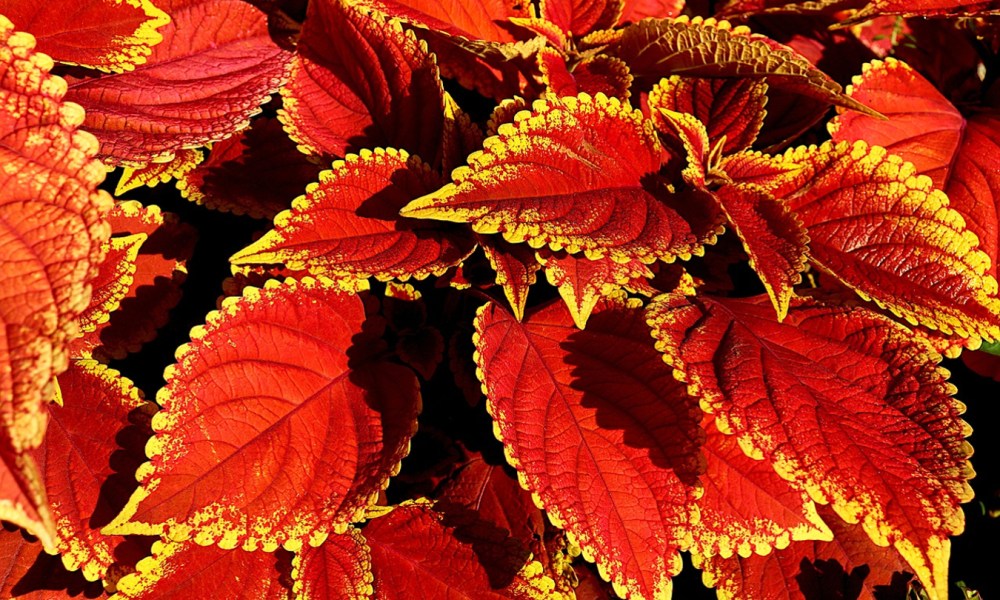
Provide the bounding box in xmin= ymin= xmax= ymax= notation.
xmin=351 ymin=0 xmax=530 ymax=43
xmin=474 ymin=299 xmax=703 ymax=599
xmin=648 ymin=75 xmax=768 ymax=154
xmin=829 ymin=58 xmax=1000 ymax=281
xmin=710 ymin=183 xmax=809 ymax=321
xmin=0 ymin=17 xmax=112 ymax=547
xmin=541 ymin=0 xmax=623 ymax=36
xmin=293 ymin=528 xmax=372 ymax=599
xmin=963 ymin=349 xmax=1000 ymax=382
xmin=230 ymin=148 xmax=475 ymax=286
xmin=0 ymin=0 xmax=169 ymax=72
xmin=647 ymin=293 xmax=973 ymax=598
xmin=617 ymin=0 xmax=684 ymax=24
xmin=279 ymin=0 xmax=446 ymax=162
xmin=176 ymin=117 xmax=323 ymax=219
xmin=0 ymin=527 xmax=104 ymax=599
xmin=113 ymin=540 xmax=293 ymax=599
xmin=37 ymin=360 xmax=152 ymax=582
xmin=363 ymin=502 xmax=555 ymax=599
xmin=690 ymin=416 xmax=831 ymax=559
xmin=482 ymin=239 xmax=541 ymax=321
xmin=854 ymin=0 xmax=1000 ymax=18
xmin=401 ymin=93 xmax=723 ymax=264
xmin=64 ymin=0 xmax=292 ymax=164
xmin=697 ymin=505 xmax=916 ymax=600
xmin=103 ymin=279 xmax=421 ymax=550
xmin=538 ymin=249 xmax=654 ymax=328
xmin=76 ymin=233 xmax=146 ymax=338
xmin=777 ymin=140 xmax=1000 ymax=342
xmin=116 ymin=149 xmax=205 ymax=196
xmin=538 ymin=49 xmax=633 ymax=100
xmin=72 ymin=202 xmax=196 ymax=360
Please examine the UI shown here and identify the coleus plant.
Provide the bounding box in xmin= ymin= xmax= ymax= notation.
xmin=1 ymin=0 xmax=999 ymax=597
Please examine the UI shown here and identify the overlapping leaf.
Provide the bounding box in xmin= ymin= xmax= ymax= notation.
xmin=689 ymin=416 xmax=831 ymax=560
xmin=362 ymin=502 xmax=559 ymax=599
xmin=103 ymin=278 xmax=421 ymax=550
xmin=606 ymin=15 xmax=875 ymax=117
xmin=0 ymin=0 xmax=170 ymax=72
xmin=64 ymin=0 xmax=292 ymax=164
xmin=230 ymin=148 xmax=475 ymax=285
xmin=0 ymin=526 xmax=105 ymax=599
xmin=538 ymin=49 xmax=633 ymax=100
xmin=475 ymin=298 xmax=703 ymax=600
xmin=113 ymin=540 xmax=293 ymax=598
xmin=617 ymin=0 xmax=684 ymax=23
xmin=829 ymin=58 xmax=1000 ymax=281
xmin=72 ymin=201 xmax=196 ymax=359
xmin=293 ymin=528 xmax=371 ymax=599
xmin=401 ymin=92 xmax=723 ymax=264
xmin=116 ymin=149 xmax=204 ymax=195
xmin=853 ymin=0 xmax=1000 ymax=19
xmin=696 ymin=505 xmax=915 ymax=599
xmin=0 ymin=15 xmax=112 ymax=548
xmin=175 ymin=117 xmax=322 ymax=219
xmin=481 ymin=239 xmax=541 ymax=321
xmin=774 ymin=140 xmax=1000 ymax=341
xmin=279 ymin=0 xmax=446 ymax=162
xmin=541 ymin=0 xmax=623 ymax=36
xmin=647 ymin=293 xmax=973 ymax=599
xmin=648 ymin=76 xmax=768 ymax=154
xmin=36 ymin=360 xmax=151 ymax=582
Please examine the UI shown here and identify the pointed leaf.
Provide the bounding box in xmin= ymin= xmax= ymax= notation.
xmin=363 ymin=502 xmax=559 ymax=599
xmin=350 ymin=0 xmax=530 ymax=42
xmin=829 ymin=58 xmax=1000 ymax=281
xmin=475 ymin=299 xmax=703 ymax=600
xmin=77 ymin=234 xmax=146 ymax=335
xmin=0 ymin=16 xmax=112 ymax=461
xmin=37 ymin=360 xmax=151 ymax=582
xmin=230 ymin=148 xmax=475 ymax=285
xmin=116 ymin=149 xmax=205 ymax=195
xmin=176 ymin=117 xmax=323 ymax=219
xmin=697 ymin=505 xmax=916 ymax=600
xmin=0 ymin=0 xmax=170 ymax=72
xmin=617 ymin=0 xmax=684 ymax=23
xmin=104 ymin=279 xmax=421 ymax=550
xmin=0 ymin=454 xmax=55 ymax=551
xmin=279 ymin=0 xmax=446 ymax=162
xmin=777 ymin=140 xmax=1000 ymax=342
xmin=711 ymin=183 xmax=808 ymax=321
xmin=112 ymin=540 xmax=293 ymax=599
xmin=608 ymin=16 xmax=874 ymax=116
xmin=293 ymin=528 xmax=372 ymax=599
xmin=401 ymin=93 xmax=723 ymax=264
xmin=647 ymin=293 xmax=973 ymax=599
xmin=538 ymin=249 xmax=654 ymax=328
xmin=482 ymin=239 xmax=541 ymax=321
xmin=690 ymin=416 xmax=832 ymax=560
xmin=648 ymin=75 xmax=768 ymax=154
xmin=72 ymin=201 xmax=196 ymax=359
xmin=65 ymin=0 xmax=293 ymax=164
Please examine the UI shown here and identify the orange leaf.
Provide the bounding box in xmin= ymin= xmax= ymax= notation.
xmin=230 ymin=148 xmax=475 ymax=285
xmin=475 ymin=299 xmax=703 ymax=600
xmin=293 ymin=528 xmax=372 ymax=599
xmin=64 ymin=0 xmax=292 ymax=164
xmin=401 ymin=93 xmax=723 ymax=264
xmin=648 ymin=293 xmax=973 ymax=599
xmin=103 ymin=279 xmax=421 ymax=550
xmin=0 ymin=0 xmax=169 ymax=72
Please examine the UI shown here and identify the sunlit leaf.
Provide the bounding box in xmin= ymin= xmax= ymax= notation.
xmin=777 ymin=140 xmax=1000 ymax=342
xmin=116 ymin=149 xmax=204 ymax=196
xmin=64 ymin=0 xmax=292 ymax=164
xmin=482 ymin=239 xmax=541 ymax=321
xmin=230 ymin=148 xmax=475 ymax=285
xmin=538 ymin=49 xmax=632 ymax=100
xmin=648 ymin=293 xmax=973 ymax=599
xmin=829 ymin=58 xmax=1000 ymax=281
xmin=401 ymin=92 xmax=723 ymax=264
xmin=696 ymin=505 xmax=916 ymax=599
xmin=37 ymin=360 xmax=151 ymax=582
xmin=103 ymin=278 xmax=421 ymax=550
xmin=0 ymin=0 xmax=170 ymax=72
xmin=475 ymin=299 xmax=703 ymax=600
xmin=112 ymin=539 xmax=293 ymax=598
xmin=541 ymin=0 xmax=623 ymax=36
xmin=293 ymin=528 xmax=372 ymax=599
xmin=0 ymin=526 xmax=104 ymax=599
